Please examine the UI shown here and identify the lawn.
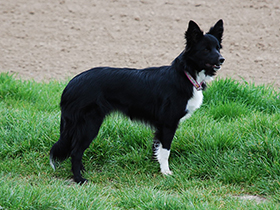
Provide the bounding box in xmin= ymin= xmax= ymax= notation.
xmin=0 ymin=73 xmax=280 ymax=209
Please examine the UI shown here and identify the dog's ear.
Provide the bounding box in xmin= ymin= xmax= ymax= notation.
xmin=207 ymin=19 xmax=224 ymax=44
xmin=185 ymin=20 xmax=203 ymax=48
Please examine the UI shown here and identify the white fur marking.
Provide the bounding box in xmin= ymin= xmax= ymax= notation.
xmin=50 ymin=154 xmax=56 ymax=170
xmin=154 ymin=142 xmax=172 ymax=175
xmin=180 ymin=89 xmax=203 ymax=122
xmin=197 ymin=70 xmax=214 ymax=83
xmin=181 ymin=70 xmax=212 ymax=122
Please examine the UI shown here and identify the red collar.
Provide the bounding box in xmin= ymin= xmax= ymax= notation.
xmin=184 ymin=71 xmax=205 ymax=91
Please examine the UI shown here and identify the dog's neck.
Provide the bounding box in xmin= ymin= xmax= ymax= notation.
xmin=184 ymin=71 xmax=205 ymax=91
xmin=184 ymin=70 xmax=211 ymax=91
xmin=173 ymin=52 xmax=213 ymax=91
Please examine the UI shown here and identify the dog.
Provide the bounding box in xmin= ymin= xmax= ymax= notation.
xmin=50 ymin=20 xmax=225 ymax=184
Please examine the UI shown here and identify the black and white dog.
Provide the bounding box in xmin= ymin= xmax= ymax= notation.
xmin=50 ymin=20 xmax=225 ymax=184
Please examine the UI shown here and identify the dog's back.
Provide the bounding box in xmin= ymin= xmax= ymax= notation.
xmin=60 ymin=66 xmax=190 ymax=123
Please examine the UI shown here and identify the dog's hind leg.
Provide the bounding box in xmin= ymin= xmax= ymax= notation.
xmin=71 ymin=117 xmax=103 ymax=184
xmin=153 ymin=125 xmax=177 ymax=175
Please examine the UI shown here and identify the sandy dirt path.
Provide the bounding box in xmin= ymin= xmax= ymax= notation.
xmin=1 ymin=0 xmax=279 ymax=87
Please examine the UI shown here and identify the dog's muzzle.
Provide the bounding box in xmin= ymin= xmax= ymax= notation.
xmin=212 ymin=56 xmax=225 ymax=71
xmin=215 ymin=56 xmax=225 ymax=71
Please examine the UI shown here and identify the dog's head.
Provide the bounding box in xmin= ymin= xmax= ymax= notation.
xmin=184 ymin=20 xmax=225 ymax=76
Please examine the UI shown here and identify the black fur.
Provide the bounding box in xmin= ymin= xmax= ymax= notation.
xmin=50 ymin=20 xmax=225 ymax=184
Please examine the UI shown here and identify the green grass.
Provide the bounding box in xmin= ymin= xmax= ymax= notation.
xmin=0 ymin=73 xmax=280 ymax=209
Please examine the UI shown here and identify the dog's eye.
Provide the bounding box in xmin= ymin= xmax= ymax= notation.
xmin=204 ymin=48 xmax=210 ymax=53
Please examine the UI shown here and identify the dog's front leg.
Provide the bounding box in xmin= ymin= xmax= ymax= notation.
xmin=153 ymin=126 xmax=177 ymax=175
xmin=154 ymin=141 xmax=172 ymax=175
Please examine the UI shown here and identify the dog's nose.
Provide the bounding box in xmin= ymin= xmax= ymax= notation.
xmin=219 ymin=57 xmax=225 ymax=64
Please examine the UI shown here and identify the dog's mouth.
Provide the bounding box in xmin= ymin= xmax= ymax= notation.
xmin=205 ymin=63 xmax=222 ymax=71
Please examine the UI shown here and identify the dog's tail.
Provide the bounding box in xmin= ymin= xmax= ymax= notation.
xmin=50 ymin=117 xmax=72 ymax=170
xmin=49 ymin=138 xmax=72 ymax=170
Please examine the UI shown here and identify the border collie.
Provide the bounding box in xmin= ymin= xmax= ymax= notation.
xmin=50 ymin=20 xmax=225 ymax=184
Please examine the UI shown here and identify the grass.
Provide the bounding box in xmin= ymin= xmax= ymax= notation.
xmin=0 ymin=72 xmax=280 ymax=209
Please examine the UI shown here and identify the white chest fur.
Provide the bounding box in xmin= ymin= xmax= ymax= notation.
xmin=180 ymin=70 xmax=212 ymax=122
xmin=180 ymin=88 xmax=203 ymax=122
xmin=187 ymin=88 xmax=203 ymax=114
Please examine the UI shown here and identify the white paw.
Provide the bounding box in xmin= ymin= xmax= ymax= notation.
xmin=161 ymin=169 xmax=173 ymax=175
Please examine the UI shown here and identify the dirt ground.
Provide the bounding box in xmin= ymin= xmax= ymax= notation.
xmin=1 ymin=0 xmax=280 ymax=87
